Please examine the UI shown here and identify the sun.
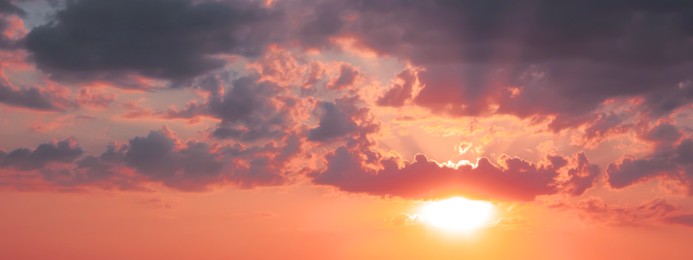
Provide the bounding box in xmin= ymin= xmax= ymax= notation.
xmin=416 ymin=197 xmax=497 ymax=233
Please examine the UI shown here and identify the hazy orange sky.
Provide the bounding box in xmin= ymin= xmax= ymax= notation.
xmin=1 ymin=0 xmax=693 ymax=259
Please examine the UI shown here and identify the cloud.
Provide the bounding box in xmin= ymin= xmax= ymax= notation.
xmin=306 ymin=90 xmax=600 ymax=201
xmin=607 ymin=123 xmax=693 ymax=194
xmin=208 ymin=76 xmax=301 ymax=140
xmin=377 ymin=68 xmax=418 ymax=107
xmin=0 ymin=0 xmax=24 ymax=49
xmin=0 ymin=138 xmax=83 ymax=170
xmin=121 ymin=130 xmax=226 ymax=190
xmin=166 ymin=73 xmax=307 ymax=141
xmin=102 ymin=128 xmax=301 ymax=190
xmin=308 ymin=96 xmax=378 ymax=142
xmin=0 ymin=83 xmax=59 ymax=110
xmin=0 ymin=0 xmax=23 ymax=16
xmin=2 ymin=0 xmax=691 ymax=206
xmin=312 ymin=143 xmax=600 ymax=201
xmin=0 ymin=127 xmax=302 ymax=191
xmin=642 ymin=122 xmax=682 ymax=144
xmin=326 ymin=64 xmax=359 ymax=90
xmin=563 ymin=153 xmax=601 ymax=196
xmin=24 ymin=0 xmax=282 ymax=84
xmin=296 ymin=0 xmax=693 ymax=128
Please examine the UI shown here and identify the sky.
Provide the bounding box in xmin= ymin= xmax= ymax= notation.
xmin=1 ymin=0 xmax=693 ymax=259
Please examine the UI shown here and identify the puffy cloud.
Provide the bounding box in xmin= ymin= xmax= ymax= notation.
xmin=0 ymin=83 xmax=59 ymax=110
xmin=24 ymin=0 xmax=282 ymax=84
xmin=120 ymin=130 xmax=225 ymax=190
xmin=607 ymin=123 xmax=693 ymax=193
xmin=0 ymin=127 xmax=302 ymax=191
xmin=608 ymin=152 xmax=680 ymax=189
xmin=166 ymin=73 xmax=307 ymax=141
xmin=208 ymin=76 xmax=301 ymax=140
xmin=0 ymin=138 xmax=83 ymax=170
xmin=312 ymin=143 xmax=600 ymax=201
xmin=116 ymin=129 xmax=300 ymax=190
xmin=308 ymin=96 xmax=378 ymax=142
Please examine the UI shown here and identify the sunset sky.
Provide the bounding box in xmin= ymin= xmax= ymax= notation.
xmin=1 ymin=0 xmax=693 ymax=259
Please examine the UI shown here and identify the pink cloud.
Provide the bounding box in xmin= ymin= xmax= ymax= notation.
xmin=312 ymin=143 xmax=600 ymax=201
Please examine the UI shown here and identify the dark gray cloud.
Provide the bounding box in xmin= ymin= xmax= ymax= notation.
xmin=643 ymin=123 xmax=682 ymax=144
xmin=166 ymin=74 xmax=303 ymax=141
xmin=0 ymin=138 xmax=83 ymax=170
xmin=0 ymin=83 xmax=59 ymax=110
xmin=0 ymin=0 xmax=23 ymax=15
xmin=0 ymin=128 xmax=301 ymax=191
xmin=37 ymin=154 xmax=131 ymax=188
xmin=298 ymin=0 xmax=693 ymax=127
xmin=563 ymin=153 xmax=601 ymax=196
xmin=208 ymin=76 xmax=298 ymax=140
xmin=24 ymin=0 xmax=282 ymax=84
xmin=308 ymin=96 xmax=378 ymax=142
xmin=608 ymin=123 xmax=693 ymax=193
xmin=121 ymin=130 xmax=225 ymax=190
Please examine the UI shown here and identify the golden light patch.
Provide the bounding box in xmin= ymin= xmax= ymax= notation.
xmin=416 ymin=197 xmax=496 ymax=233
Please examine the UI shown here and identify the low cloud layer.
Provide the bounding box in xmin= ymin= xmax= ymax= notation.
xmin=0 ymin=127 xmax=301 ymax=191
xmin=312 ymin=144 xmax=599 ymax=201
xmin=0 ymin=138 xmax=83 ymax=170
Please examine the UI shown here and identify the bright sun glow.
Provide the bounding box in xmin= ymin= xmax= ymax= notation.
xmin=417 ymin=197 xmax=496 ymax=233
